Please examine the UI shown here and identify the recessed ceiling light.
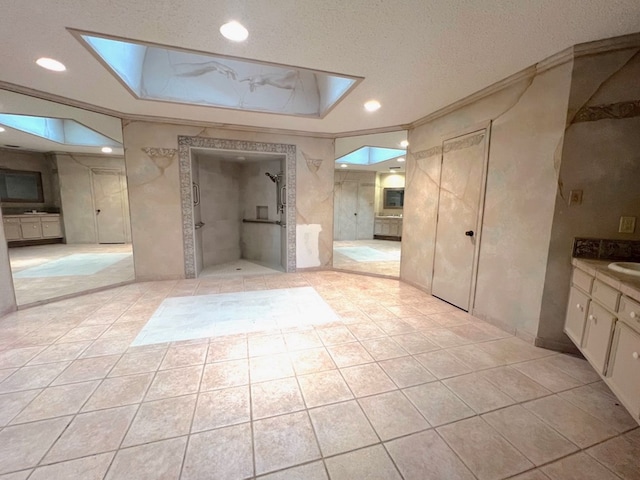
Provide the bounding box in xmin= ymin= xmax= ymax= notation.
xmin=397 ymin=157 xmax=405 ymax=162
xmin=101 ymin=147 xmax=113 ymax=153
xmin=220 ymin=21 xmax=249 ymax=42
xmin=400 ymin=140 xmax=409 ymax=148
xmin=364 ymin=100 xmax=381 ymax=112
xmin=340 ymin=164 xmax=348 ymax=168
xmin=237 ymin=156 xmax=246 ymax=161
xmin=0 ymin=127 xmax=5 ymax=133
xmin=36 ymin=57 xmax=66 ymax=72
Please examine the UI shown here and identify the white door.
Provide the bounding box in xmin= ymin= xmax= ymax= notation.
xmin=334 ymin=181 xmax=358 ymax=240
xmin=431 ymin=129 xmax=488 ymax=311
xmin=92 ymin=169 xmax=126 ymax=244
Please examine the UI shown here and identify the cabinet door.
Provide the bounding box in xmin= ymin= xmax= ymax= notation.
xmin=20 ymin=221 xmax=42 ymax=239
xmin=582 ymin=302 xmax=616 ymax=374
xmin=374 ymin=220 xmax=382 ymax=235
xmin=41 ymin=219 xmax=62 ymax=238
xmin=607 ymin=323 xmax=640 ymax=418
xmin=381 ymin=221 xmax=390 ymax=235
xmin=389 ymin=222 xmax=398 ymax=237
xmin=3 ymin=221 xmax=22 ymax=241
xmin=565 ymin=286 xmax=590 ymax=347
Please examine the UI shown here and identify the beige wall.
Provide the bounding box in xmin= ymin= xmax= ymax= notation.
xmin=402 ymin=61 xmax=573 ymax=340
xmin=122 ymin=121 xmax=334 ymax=281
xmin=0 ymin=148 xmax=58 ymax=213
xmin=538 ymin=47 xmax=640 ymax=347
xmin=375 ymin=172 xmax=405 ymax=216
xmin=0 ymin=210 xmax=16 ymax=316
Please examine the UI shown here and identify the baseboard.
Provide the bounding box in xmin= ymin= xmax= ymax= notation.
xmin=8 ymin=238 xmax=64 ymax=247
xmin=373 ymin=235 xmax=401 ymax=241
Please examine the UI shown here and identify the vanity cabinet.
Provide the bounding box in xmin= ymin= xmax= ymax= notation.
xmin=582 ymin=301 xmax=616 ymax=374
xmin=608 ymin=322 xmax=640 ymax=418
xmin=564 ymin=286 xmax=590 ymax=346
xmin=2 ymin=214 xmax=63 ymax=244
xmin=374 ymin=217 xmax=402 ymax=239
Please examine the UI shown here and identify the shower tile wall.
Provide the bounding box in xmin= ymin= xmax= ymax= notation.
xmin=240 ymin=159 xmax=283 ymax=268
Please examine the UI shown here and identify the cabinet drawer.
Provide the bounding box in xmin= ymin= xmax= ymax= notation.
xmin=20 ymin=222 xmax=42 ymax=239
xmin=40 ymin=216 xmax=60 ymax=222
xmin=3 ymin=218 xmax=20 ymax=224
xmin=592 ymin=280 xmax=620 ymax=312
xmin=582 ymin=302 xmax=616 ymax=374
xmin=19 ymin=216 xmax=40 ymax=224
xmin=619 ymin=296 xmax=640 ymax=334
xmin=572 ymin=268 xmax=594 ymax=293
xmin=41 ymin=221 xmax=62 ymax=238
xmin=565 ymin=286 xmax=590 ymax=347
xmin=606 ymin=322 xmax=640 ymax=418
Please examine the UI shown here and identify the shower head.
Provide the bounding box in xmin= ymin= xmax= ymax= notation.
xmin=265 ymin=172 xmax=278 ymax=183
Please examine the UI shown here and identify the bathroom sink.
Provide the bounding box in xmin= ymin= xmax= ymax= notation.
xmin=608 ymin=262 xmax=640 ymax=277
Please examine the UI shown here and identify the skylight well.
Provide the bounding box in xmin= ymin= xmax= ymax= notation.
xmin=336 ymin=146 xmax=407 ymax=166
xmin=73 ymin=31 xmax=362 ymax=118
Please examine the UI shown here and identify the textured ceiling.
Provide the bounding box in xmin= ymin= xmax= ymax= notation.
xmin=1 ymin=0 xmax=640 ymax=134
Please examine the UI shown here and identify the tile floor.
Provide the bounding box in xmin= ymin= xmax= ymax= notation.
xmin=0 ymin=270 xmax=637 ymax=480
xmin=333 ymin=239 xmax=401 ymax=277
xmin=9 ymin=244 xmax=134 ymax=306
xmin=199 ymin=259 xmax=284 ymax=278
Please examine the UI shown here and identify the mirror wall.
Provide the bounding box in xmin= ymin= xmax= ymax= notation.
xmin=0 ymin=90 xmax=134 ymax=306
xmin=333 ymin=130 xmax=407 ymax=277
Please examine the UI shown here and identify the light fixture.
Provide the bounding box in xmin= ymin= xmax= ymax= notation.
xmin=36 ymin=57 xmax=66 ymax=72
xmin=101 ymin=147 xmax=113 ymax=153
xmin=0 ymin=127 xmax=5 ymax=133
xmin=220 ymin=21 xmax=249 ymax=42
xmin=397 ymin=157 xmax=405 ymax=162
xmin=236 ymin=156 xmax=246 ymax=161
xmin=364 ymin=100 xmax=381 ymax=112
xmin=340 ymin=164 xmax=348 ymax=168
xmin=400 ymin=140 xmax=409 ymax=148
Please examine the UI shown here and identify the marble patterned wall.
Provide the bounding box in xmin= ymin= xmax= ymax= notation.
xmin=538 ymin=47 xmax=640 ymax=347
xmin=55 ymin=154 xmax=132 ymax=244
xmin=403 ymin=61 xmax=573 ymax=340
xmin=122 ymin=120 xmax=334 ymax=281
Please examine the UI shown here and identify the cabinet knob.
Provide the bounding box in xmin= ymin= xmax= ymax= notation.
xmin=633 ymin=352 xmax=639 ymax=360
xmin=576 ymin=303 xmax=582 ymax=310
xmin=588 ymin=314 xmax=597 ymax=324
xmin=630 ymin=312 xmax=637 ymax=319
xmin=33 ymin=225 xmax=36 ymax=229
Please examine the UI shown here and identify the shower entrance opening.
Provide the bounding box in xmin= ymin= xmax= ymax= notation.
xmin=189 ymin=147 xmax=289 ymax=277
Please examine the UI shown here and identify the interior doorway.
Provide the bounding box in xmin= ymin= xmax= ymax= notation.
xmin=91 ymin=168 xmax=128 ymax=244
xmin=431 ymin=127 xmax=490 ymax=311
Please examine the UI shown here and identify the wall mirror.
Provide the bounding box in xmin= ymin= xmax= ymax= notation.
xmin=333 ymin=130 xmax=407 ymax=278
xmin=0 ymin=89 xmax=134 ymax=306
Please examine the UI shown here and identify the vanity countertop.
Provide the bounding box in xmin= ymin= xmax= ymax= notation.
xmin=3 ymin=213 xmax=60 ymax=218
xmin=573 ymin=258 xmax=640 ymax=303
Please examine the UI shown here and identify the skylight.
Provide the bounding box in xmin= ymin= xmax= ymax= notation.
xmin=336 ymin=146 xmax=407 ymax=166
xmin=73 ymin=31 xmax=362 ymax=118
xmin=0 ymin=114 xmax=121 ymax=147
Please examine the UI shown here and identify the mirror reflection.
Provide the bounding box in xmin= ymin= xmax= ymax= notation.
xmin=333 ymin=131 xmax=406 ymax=277
xmin=0 ymin=90 xmax=134 ymax=306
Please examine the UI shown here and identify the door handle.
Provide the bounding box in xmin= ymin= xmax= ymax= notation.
xmin=96 ymin=209 xmax=101 ymax=215
xmin=465 ymin=230 xmax=474 ymax=237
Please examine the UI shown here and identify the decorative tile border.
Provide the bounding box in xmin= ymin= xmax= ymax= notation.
xmin=177 ymin=136 xmax=297 ymax=278
xmin=574 ymin=99 xmax=640 ymax=123
xmin=573 ymin=237 xmax=640 ymax=261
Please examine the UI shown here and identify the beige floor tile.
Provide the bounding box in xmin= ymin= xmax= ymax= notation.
xmin=159 ymin=344 xmax=207 ymax=369
xmin=476 ymin=337 xmax=553 ymax=364
xmin=283 ymin=331 xmax=323 ymax=351
xmin=541 ymin=354 xmax=601 ymax=384
xmin=509 ymin=471 xmax=551 ymax=480
xmin=483 ymin=405 xmax=579 ymax=465
xmin=374 ymin=318 xmax=415 ymax=335
xmin=289 ymin=347 xmax=336 ymax=375
xmin=437 ymin=416 xmax=533 ymax=480
xmin=403 ymin=382 xmax=474 ymax=426
xmin=347 ymin=323 xmax=387 ymax=341
xmin=253 ymin=411 xmax=321 ymax=475
xmin=145 ymin=365 xmax=203 ymax=401
xmin=0 ymin=346 xmax=46 ymax=369
xmin=30 ymin=452 xmax=114 ymax=480
xmin=106 ymin=437 xmax=187 ymax=480
xmin=359 ymin=390 xmax=430 ymax=440
xmin=560 ymin=385 xmax=638 ymax=433
xmin=44 ymin=405 xmax=137 ymax=463
xmin=421 ymin=328 xmax=471 ymax=348
xmin=316 ymin=325 xmax=356 ymax=346
xmin=414 ymin=350 xmax=472 ymax=379
xmin=108 ymin=349 xmax=166 ymax=377
xmin=0 ymin=389 xmax=42 ymax=426
xmin=122 ymin=395 xmax=196 ymax=447
xmin=0 ymin=368 xmax=16 ymax=383
xmin=391 ymin=332 xmax=440 ymax=354
xmin=258 ymin=461 xmax=328 ymax=480
xmin=327 ymin=342 xmax=374 ymax=367
xmin=625 ymin=428 xmax=640 ymax=445
xmin=587 ymin=435 xmax=640 ymax=480
xmin=192 ymin=385 xmax=249 ymax=432
xmin=513 ymin=358 xmax=584 ymax=393
xmin=523 ymin=395 xmax=618 ymax=448
xmin=447 ymin=344 xmax=504 ymax=370
xmin=0 ymin=362 xmax=70 ymax=393
xmin=27 ymin=342 xmax=90 ymax=365
xmin=298 ymin=370 xmax=353 ymax=408
xmin=325 ymin=444 xmax=402 ymax=480
xmin=479 ymin=366 xmax=551 ymax=402
xmin=361 ymin=337 xmax=409 ymax=361
xmin=11 ymin=380 xmax=98 ymax=423
xmin=385 ymin=429 xmax=475 ymax=480
xmin=183 ymin=424 xmax=253 ymax=479
xmin=542 ymin=452 xmax=619 ymax=480
xmin=443 ymin=373 xmax=516 ymax=413
xmin=309 ymin=400 xmax=378 ymax=456
xmin=80 ymin=338 xmax=131 ymax=358
xmin=340 ymin=363 xmax=396 ymax=397
xmin=52 ymin=355 xmax=119 ymax=385
xmin=200 ymin=358 xmax=249 ymax=390
xmin=251 ymin=377 xmax=305 ymax=419
xmin=379 ymin=355 xmax=437 ymax=387
xmin=0 ymin=416 xmax=71 ymax=474
xmin=83 ymin=373 xmax=154 ymax=411
xmin=207 ymin=335 xmax=247 ymax=362
xmin=0 ymin=470 xmax=34 ymax=480
xmin=249 ymin=334 xmax=287 ymax=357
xmin=56 ymin=325 xmax=110 ymax=343
xmin=250 ymin=353 xmax=294 ymax=383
